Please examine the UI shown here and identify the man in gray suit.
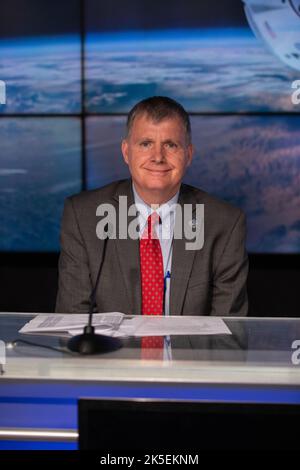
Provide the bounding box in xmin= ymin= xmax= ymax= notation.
xmin=56 ymin=96 xmax=248 ymax=316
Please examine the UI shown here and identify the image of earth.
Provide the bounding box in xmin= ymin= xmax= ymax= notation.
xmin=0 ymin=35 xmax=81 ymax=113
xmin=0 ymin=118 xmax=82 ymax=251
xmin=85 ymin=29 xmax=299 ymax=113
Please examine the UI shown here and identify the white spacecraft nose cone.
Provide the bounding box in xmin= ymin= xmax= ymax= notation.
xmin=243 ymin=0 xmax=300 ymax=71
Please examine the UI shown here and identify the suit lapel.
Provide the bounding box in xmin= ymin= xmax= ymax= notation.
xmin=112 ymin=180 xmax=142 ymax=315
xmin=170 ymin=185 xmax=198 ymax=315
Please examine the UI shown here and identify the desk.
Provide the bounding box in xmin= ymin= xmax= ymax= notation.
xmin=0 ymin=313 xmax=300 ymax=449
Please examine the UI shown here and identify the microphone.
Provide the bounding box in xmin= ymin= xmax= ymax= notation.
xmin=67 ymin=223 xmax=123 ymax=355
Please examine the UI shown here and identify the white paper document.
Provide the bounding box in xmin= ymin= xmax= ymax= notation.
xmin=19 ymin=312 xmax=125 ymax=335
xmin=124 ymin=315 xmax=231 ymax=337
xmin=19 ymin=314 xmax=231 ymax=337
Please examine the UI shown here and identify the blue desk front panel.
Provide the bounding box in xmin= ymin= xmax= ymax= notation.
xmin=1 ymin=380 xmax=300 ymax=449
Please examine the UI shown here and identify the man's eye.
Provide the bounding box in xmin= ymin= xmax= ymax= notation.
xmin=140 ymin=141 xmax=151 ymax=147
xmin=165 ymin=142 xmax=177 ymax=149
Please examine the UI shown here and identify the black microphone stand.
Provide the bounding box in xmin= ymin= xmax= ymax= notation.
xmin=67 ymin=226 xmax=123 ymax=355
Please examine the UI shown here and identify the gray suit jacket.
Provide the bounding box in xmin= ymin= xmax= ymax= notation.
xmin=55 ymin=179 xmax=248 ymax=316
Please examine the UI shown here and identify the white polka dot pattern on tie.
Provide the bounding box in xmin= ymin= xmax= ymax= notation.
xmin=140 ymin=212 xmax=164 ymax=316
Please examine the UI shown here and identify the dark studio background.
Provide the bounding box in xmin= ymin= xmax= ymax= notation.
xmin=1 ymin=253 xmax=300 ymax=317
xmin=0 ymin=0 xmax=299 ymax=317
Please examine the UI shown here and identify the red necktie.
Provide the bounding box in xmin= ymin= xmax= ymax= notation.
xmin=140 ymin=212 xmax=164 ymax=358
xmin=140 ymin=212 xmax=164 ymax=315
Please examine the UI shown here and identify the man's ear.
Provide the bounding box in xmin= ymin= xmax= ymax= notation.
xmin=121 ymin=139 xmax=129 ymax=165
xmin=187 ymin=143 xmax=194 ymax=166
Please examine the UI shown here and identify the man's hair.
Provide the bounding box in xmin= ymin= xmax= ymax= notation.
xmin=126 ymin=96 xmax=192 ymax=143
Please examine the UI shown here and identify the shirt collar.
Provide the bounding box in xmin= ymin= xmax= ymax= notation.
xmin=132 ymin=183 xmax=179 ymax=224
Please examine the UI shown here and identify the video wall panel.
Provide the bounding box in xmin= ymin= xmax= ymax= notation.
xmin=0 ymin=118 xmax=82 ymax=251
xmin=0 ymin=0 xmax=81 ymax=114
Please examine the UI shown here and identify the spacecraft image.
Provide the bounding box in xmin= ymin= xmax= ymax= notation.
xmin=243 ymin=0 xmax=300 ymax=71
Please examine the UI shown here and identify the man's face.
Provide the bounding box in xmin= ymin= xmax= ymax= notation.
xmin=121 ymin=114 xmax=193 ymax=200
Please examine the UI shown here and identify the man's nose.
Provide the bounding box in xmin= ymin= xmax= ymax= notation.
xmin=151 ymin=144 xmax=165 ymax=163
